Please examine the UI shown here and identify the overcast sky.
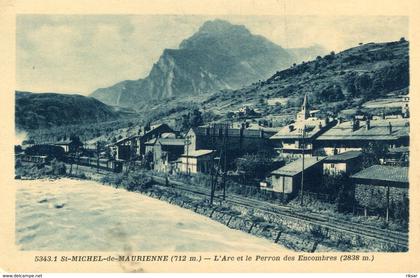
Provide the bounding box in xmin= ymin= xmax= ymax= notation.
xmin=16 ymin=15 xmax=408 ymax=95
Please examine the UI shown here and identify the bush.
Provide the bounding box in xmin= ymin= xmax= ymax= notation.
xmin=25 ymin=144 xmax=65 ymax=161
xmin=235 ymin=153 xmax=275 ymax=180
xmin=49 ymin=159 xmax=66 ymax=175
xmin=310 ymin=225 xmax=329 ymax=241
xmin=123 ymin=172 xmax=153 ymax=191
xmin=100 ymin=173 xmax=124 ymax=187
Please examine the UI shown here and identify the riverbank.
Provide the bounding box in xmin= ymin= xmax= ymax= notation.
xmin=16 ymin=178 xmax=285 ymax=251
xmin=15 ymin=162 xmax=407 ymax=252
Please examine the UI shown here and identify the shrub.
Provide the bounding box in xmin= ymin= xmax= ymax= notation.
xmin=100 ymin=173 xmax=124 ymax=187
xmin=123 ymin=172 xmax=153 ymax=191
xmin=49 ymin=159 xmax=66 ymax=175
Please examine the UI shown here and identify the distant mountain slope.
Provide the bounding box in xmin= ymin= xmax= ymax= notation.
xmin=90 ymin=19 xmax=298 ymax=107
xmin=201 ymin=39 xmax=409 ymax=117
xmin=15 ymin=91 xmax=124 ymax=130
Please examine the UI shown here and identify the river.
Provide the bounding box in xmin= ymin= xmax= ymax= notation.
xmin=15 ymin=178 xmax=286 ymax=251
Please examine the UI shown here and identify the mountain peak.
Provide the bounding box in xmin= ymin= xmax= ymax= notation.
xmin=197 ymin=19 xmax=249 ymax=35
xmin=91 ymin=20 xmax=318 ymax=107
xmin=179 ymin=19 xmax=260 ymax=51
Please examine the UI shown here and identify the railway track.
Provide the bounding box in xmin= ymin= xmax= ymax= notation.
xmin=62 ymin=162 xmax=408 ymax=249
xmin=150 ymin=175 xmax=408 ymax=248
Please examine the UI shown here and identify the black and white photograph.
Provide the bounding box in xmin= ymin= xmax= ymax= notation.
xmin=2 ymin=1 xmax=419 ymax=274
xmin=13 ymin=13 xmax=410 ymax=253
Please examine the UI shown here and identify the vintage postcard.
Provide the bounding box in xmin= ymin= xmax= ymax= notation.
xmin=1 ymin=0 xmax=420 ymax=273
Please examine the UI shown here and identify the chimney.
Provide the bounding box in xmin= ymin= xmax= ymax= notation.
xmin=240 ymin=124 xmax=244 ymax=137
xmin=388 ymin=122 xmax=393 ymax=134
xmin=365 ymin=118 xmax=371 ymax=130
xmin=352 ymin=119 xmax=360 ymax=131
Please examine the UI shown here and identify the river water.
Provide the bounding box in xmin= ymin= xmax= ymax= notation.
xmin=16 ymin=178 xmax=285 ymax=251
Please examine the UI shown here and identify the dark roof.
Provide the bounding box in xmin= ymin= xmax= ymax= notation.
xmin=189 ymin=126 xmax=277 ymax=139
xmin=324 ymin=151 xmax=362 ymax=162
xmin=139 ymin=123 xmax=174 ymax=138
xmin=145 ymin=138 xmax=184 ymax=146
xmin=182 ymin=149 xmax=214 ymax=157
xmin=317 ymin=118 xmax=409 ymax=141
xmin=113 ymin=135 xmax=137 ymax=145
xmin=270 ymin=119 xmax=335 ymax=140
xmin=272 ymin=156 xmax=325 ymax=177
xmin=351 ymin=165 xmax=408 ymax=184
xmin=112 ymin=124 xmax=175 ymax=146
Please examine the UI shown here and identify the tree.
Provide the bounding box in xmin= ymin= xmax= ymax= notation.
xmin=50 ymin=159 xmax=67 ymax=175
xmin=202 ymin=111 xmax=218 ymax=123
xmin=226 ymin=112 xmax=235 ymax=119
xmin=178 ymin=109 xmax=204 ymax=131
xmin=361 ymin=142 xmax=389 ymax=169
xmin=235 ymin=152 xmax=274 ymax=180
xmin=69 ymin=135 xmax=83 ymax=153
xmin=25 ymin=144 xmax=65 ymax=161
xmin=335 ymin=176 xmax=354 ymax=212
xmin=189 ymin=109 xmax=203 ymax=127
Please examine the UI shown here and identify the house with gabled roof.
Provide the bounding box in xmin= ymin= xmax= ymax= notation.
xmin=184 ymin=123 xmax=277 ymax=164
xmin=179 ymin=149 xmax=215 ymax=174
xmin=265 ymin=156 xmax=325 ymax=196
xmin=315 ymin=118 xmax=409 ymax=156
xmin=323 ymin=150 xmax=363 ymax=176
xmin=109 ymin=123 xmax=175 ymax=160
xmin=144 ymin=137 xmax=185 ymax=173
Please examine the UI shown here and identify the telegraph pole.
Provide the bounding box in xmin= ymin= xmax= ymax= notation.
xmin=300 ymin=125 xmax=305 ymax=206
xmin=222 ymin=125 xmax=228 ymax=200
xmin=209 ymin=124 xmax=217 ymax=206
xmin=96 ymin=141 xmax=100 ymax=173
xmin=185 ymin=135 xmax=191 ymax=175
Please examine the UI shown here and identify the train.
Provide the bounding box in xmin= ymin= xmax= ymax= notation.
xmin=16 ymin=153 xmax=123 ymax=173
xmin=16 ymin=154 xmax=50 ymax=164
xmin=69 ymin=156 xmax=123 ymax=173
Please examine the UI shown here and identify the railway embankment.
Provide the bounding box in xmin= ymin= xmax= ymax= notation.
xmin=15 ymin=161 xmax=408 ymax=252
xmin=137 ymin=177 xmax=407 ymax=252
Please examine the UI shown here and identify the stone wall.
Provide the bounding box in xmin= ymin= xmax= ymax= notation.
xmin=139 ymin=184 xmax=407 ymax=252
xmin=355 ymin=183 xmax=408 ymax=209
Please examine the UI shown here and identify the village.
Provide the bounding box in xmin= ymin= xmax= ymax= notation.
xmin=15 ymin=92 xmax=410 ymax=251
xmin=16 ymin=92 xmax=409 ymax=218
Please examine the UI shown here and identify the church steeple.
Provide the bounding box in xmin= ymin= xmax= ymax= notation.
xmin=301 ymin=93 xmax=310 ymax=120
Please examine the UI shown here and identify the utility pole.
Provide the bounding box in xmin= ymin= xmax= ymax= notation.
xmin=210 ymin=123 xmax=229 ymax=204
xmin=222 ymin=125 xmax=228 ymax=200
xmin=75 ymin=152 xmax=79 ymax=176
xmin=185 ymin=135 xmax=191 ymax=176
xmin=209 ymin=124 xmax=217 ymax=206
xmin=300 ymin=124 xmax=305 ymax=206
xmin=96 ymin=141 xmax=100 ymax=173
